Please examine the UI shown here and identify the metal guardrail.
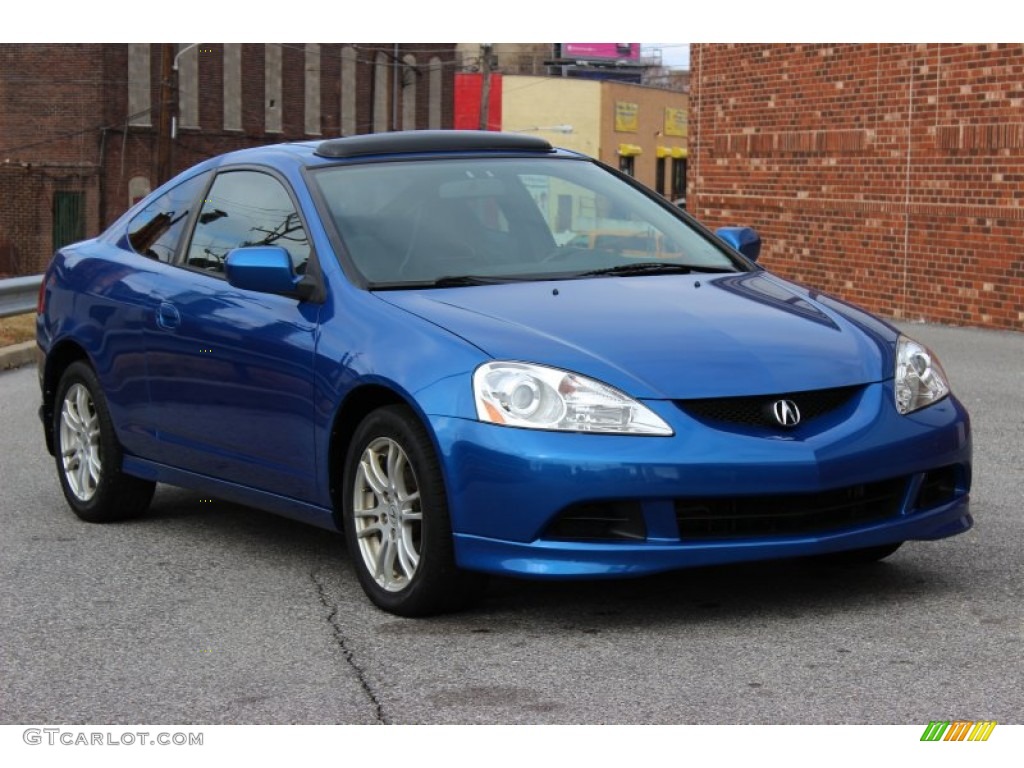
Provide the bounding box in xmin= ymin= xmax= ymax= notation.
xmin=0 ymin=274 xmax=43 ymax=319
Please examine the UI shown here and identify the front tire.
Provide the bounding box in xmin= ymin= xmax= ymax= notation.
xmin=53 ymin=361 xmax=155 ymax=522
xmin=342 ymin=405 xmax=481 ymax=616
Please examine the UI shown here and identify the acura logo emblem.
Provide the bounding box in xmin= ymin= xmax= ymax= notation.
xmin=771 ymin=399 xmax=801 ymax=427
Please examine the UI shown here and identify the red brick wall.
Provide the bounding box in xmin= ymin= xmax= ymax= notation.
xmin=0 ymin=43 xmax=457 ymax=275
xmin=689 ymin=43 xmax=1024 ymax=331
xmin=0 ymin=45 xmax=106 ymax=274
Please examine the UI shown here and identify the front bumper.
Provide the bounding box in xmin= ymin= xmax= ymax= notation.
xmin=430 ymin=382 xmax=972 ymax=578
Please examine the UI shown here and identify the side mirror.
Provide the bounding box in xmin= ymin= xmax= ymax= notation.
xmin=715 ymin=226 xmax=761 ymax=263
xmin=225 ymin=246 xmax=304 ymax=296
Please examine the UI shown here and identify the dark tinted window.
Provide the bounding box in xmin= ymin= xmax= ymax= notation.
xmin=126 ymin=172 xmax=210 ymax=262
xmin=185 ymin=171 xmax=310 ymax=275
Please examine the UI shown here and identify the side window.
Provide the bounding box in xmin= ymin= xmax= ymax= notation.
xmin=185 ymin=170 xmax=310 ymax=275
xmin=126 ymin=172 xmax=211 ymax=262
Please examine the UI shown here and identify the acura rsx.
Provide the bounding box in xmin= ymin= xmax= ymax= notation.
xmin=36 ymin=131 xmax=972 ymax=615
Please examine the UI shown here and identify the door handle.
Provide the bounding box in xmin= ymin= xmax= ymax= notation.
xmin=157 ymin=301 xmax=181 ymax=330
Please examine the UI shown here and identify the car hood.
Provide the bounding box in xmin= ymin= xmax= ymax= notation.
xmin=376 ymin=272 xmax=895 ymax=399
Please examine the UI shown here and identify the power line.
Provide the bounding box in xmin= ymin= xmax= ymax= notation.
xmin=0 ymin=107 xmax=156 ymax=157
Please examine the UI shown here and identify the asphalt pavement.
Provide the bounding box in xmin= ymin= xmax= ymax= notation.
xmin=0 ymin=321 xmax=1021 ymax=725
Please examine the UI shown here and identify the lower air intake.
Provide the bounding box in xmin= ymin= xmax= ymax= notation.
xmin=543 ymin=501 xmax=646 ymax=542
xmin=675 ymin=477 xmax=908 ymax=539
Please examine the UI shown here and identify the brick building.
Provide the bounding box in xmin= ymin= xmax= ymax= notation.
xmin=690 ymin=44 xmax=1024 ymax=331
xmin=0 ymin=43 xmax=457 ymax=276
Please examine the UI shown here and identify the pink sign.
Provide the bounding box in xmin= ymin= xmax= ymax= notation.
xmin=562 ymin=43 xmax=640 ymax=61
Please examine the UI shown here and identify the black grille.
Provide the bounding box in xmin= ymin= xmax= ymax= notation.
xmin=913 ymin=465 xmax=959 ymax=510
xmin=674 ymin=477 xmax=908 ymax=539
xmin=543 ymin=501 xmax=646 ymax=542
xmin=678 ymin=386 xmax=861 ymax=429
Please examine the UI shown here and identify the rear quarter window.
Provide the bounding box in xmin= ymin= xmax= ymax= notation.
xmin=126 ymin=172 xmax=211 ymax=262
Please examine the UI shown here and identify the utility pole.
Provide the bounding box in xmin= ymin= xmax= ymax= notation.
xmin=478 ymin=44 xmax=493 ymax=131
xmin=155 ymin=43 xmax=175 ymax=185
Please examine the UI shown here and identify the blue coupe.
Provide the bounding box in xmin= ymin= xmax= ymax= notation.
xmin=37 ymin=131 xmax=971 ymax=615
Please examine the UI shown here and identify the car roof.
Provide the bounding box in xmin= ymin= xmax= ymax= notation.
xmin=203 ymin=130 xmax=584 ymax=171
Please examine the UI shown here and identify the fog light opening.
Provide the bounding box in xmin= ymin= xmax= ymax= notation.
xmin=543 ymin=501 xmax=646 ymax=542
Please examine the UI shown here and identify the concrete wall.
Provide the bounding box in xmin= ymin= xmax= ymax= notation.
xmin=501 ymin=76 xmax=602 ymax=158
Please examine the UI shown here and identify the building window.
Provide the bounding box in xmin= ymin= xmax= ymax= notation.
xmin=402 ymin=54 xmax=417 ymax=131
xmin=341 ymin=46 xmax=357 ymax=136
xmin=53 ymin=192 xmax=86 ymax=252
xmin=671 ymin=158 xmax=688 ymax=205
xmin=655 ymin=157 xmax=666 ymax=196
xmin=178 ymin=43 xmax=199 ymax=129
xmin=265 ymin=44 xmax=282 ymax=133
xmin=373 ymin=52 xmax=389 ymax=133
xmin=428 ymin=56 xmax=442 ymax=129
xmin=617 ymin=144 xmax=641 ymax=178
xmin=223 ymin=44 xmax=241 ymax=131
xmin=305 ymin=44 xmax=321 ymax=136
xmin=127 ymin=44 xmax=151 ymax=126
xmin=128 ymin=176 xmax=152 ymax=208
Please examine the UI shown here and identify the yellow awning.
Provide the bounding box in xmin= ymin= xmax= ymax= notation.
xmin=657 ymin=146 xmax=688 ymax=159
xmin=617 ymin=143 xmax=643 ymax=157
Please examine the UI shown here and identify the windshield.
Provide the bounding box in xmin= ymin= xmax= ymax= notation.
xmin=312 ymin=157 xmax=744 ymax=287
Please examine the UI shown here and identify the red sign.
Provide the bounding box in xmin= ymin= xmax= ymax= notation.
xmin=454 ymin=73 xmax=503 ymax=131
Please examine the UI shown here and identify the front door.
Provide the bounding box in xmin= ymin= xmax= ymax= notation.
xmin=143 ymin=169 xmax=319 ymax=501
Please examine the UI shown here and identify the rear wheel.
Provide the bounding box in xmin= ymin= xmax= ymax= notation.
xmin=342 ymin=405 xmax=482 ymax=616
xmin=53 ymin=361 xmax=155 ymax=522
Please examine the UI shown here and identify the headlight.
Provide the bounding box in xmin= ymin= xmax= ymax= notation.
xmin=473 ymin=362 xmax=673 ymax=435
xmin=894 ymin=335 xmax=950 ymax=415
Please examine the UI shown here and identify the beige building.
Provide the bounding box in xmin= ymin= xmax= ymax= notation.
xmin=501 ymin=76 xmax=689 ymax=200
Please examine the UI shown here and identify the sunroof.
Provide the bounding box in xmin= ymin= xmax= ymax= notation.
xmin=314 ymin=130 xmax=554 ymax=159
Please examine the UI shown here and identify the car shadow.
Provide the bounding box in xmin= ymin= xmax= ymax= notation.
xmin=471 ymin=556 xmax=954 ymax=628
xmin=127 ymin=485 xmax=962 ymax=628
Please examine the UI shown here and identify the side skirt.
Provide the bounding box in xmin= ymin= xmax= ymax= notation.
xmin=121 ymin=456 xmax=340 ymax=532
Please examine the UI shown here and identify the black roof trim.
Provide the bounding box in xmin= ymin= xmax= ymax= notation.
xmin=314 ymin=130 xmax=554 ymax=159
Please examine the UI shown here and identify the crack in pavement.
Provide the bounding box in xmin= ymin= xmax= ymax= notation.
xmin=311 ymin=570 xmax=389 ymax=724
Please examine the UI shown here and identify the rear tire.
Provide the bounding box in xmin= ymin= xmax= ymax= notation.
xmin=53 ymin=361 xmax=155 ymax=522
xmin=341 ymin=405 xmax=483 ymax=616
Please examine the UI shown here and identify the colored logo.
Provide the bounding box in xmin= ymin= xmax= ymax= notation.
xmin=920 ymin=720 xmax=997 ymax=741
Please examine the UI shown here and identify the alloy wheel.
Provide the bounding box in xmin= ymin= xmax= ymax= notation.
xmin=59 ymin=383 xmax=102 ymax=502
xmin=351 ymin=437 xmax=423 ymax=592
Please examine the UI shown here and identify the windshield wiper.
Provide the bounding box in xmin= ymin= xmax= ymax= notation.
xmin=369 ymin=264 xmax=733 ymax=290
xmin=368 ymin=274 xmax=552 ymax=290
xmin=578 ymin=262 xmax=734 ymax=278
xmin=430 ymin=275 xmax=521 ymax=287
